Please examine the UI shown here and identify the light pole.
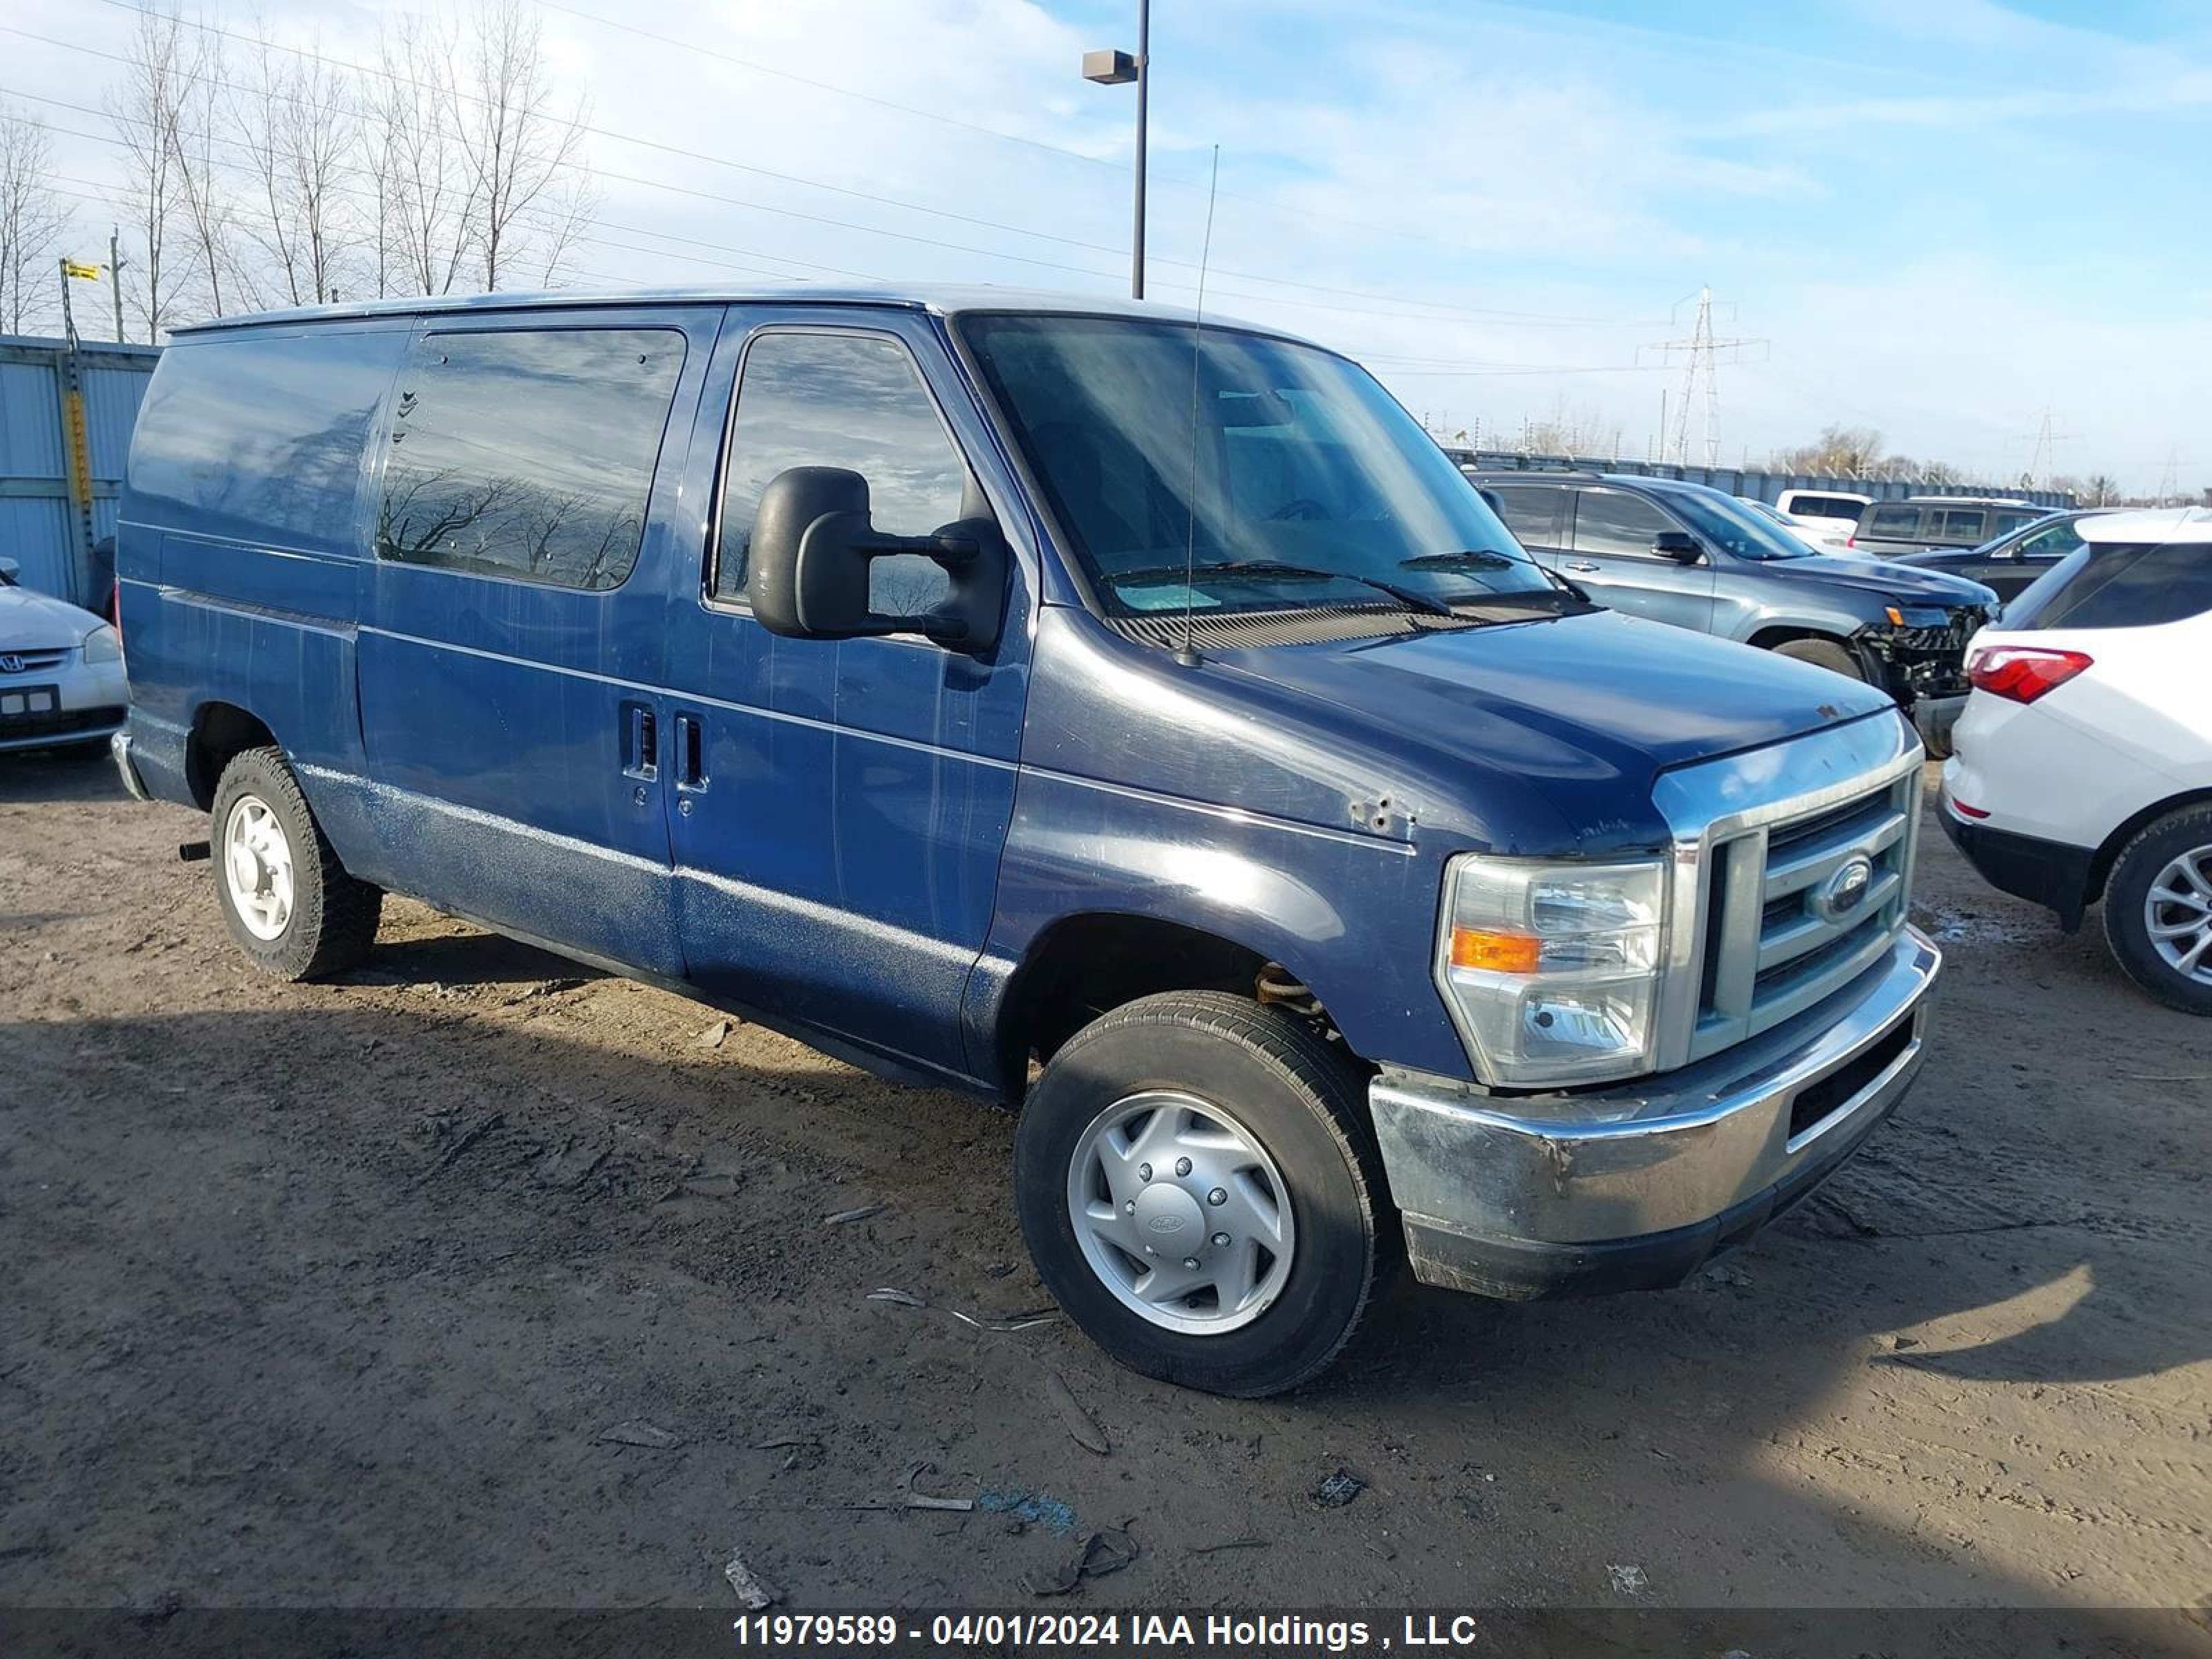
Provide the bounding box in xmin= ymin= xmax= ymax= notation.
xmin=1082 ymin=0 xmax=1148 ymax=299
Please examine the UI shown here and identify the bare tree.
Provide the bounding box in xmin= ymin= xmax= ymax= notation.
xmin=108 ymin=5 xmax=191 ymax=338
xmin=0 ymin=102 xmax=74 ymax=333
xmin=235 ymin=28 xmax=360 ymax=306
xmin=377 ymin=19 xmax=476 ymax=296
xmin=164 ymin=19 xmax=238 ymax=318
xmin=453 ymin=1 xmax=589 ymax=289
xmin=1520 ymin=399 xmax=1623 ymax=458
xmin=1772 ymin=424 xmax=1886 ymax=478
xmin=530 ymin=169 xmax=599 ymax=288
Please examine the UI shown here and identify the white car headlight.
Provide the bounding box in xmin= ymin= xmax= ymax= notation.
xmin=1434 ymin=854 xmax=1669 ymax=1087
xmin=82 ymin=624 xmax=122 ymax=664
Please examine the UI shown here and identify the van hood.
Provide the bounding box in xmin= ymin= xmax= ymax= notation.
xmin=1750 ymin=554 xmax=1995 ymax=607
xmin=0 ymin=584 xmax=104 ymax=651
xmin=1203 ymin=608 xmax=1898 ymax=856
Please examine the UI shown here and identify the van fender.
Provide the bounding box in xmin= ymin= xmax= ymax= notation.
xmin=965 ymin=765 xmax=1468 ymax=1092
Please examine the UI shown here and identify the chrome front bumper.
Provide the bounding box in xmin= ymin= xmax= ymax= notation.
xmin=1370 ymin=926 xmax=1940 ymax=1300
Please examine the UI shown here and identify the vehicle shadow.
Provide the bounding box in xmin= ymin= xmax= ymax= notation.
xmin=0 ymin=747 xmax=125 ymax=805
xmin=348 ymin=926 xmax=608 ymax=992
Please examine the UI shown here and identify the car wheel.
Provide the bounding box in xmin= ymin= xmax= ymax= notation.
xmin=2102 ymin=806 xmax=2212 ymax=1015
xmin=211 ymin=746 xmax=382 ymax=980
xmin=1770 ymin=637 xmax=1866 ymax=682
xmin=1013 ymin=991 xmax=1394 ymax=1397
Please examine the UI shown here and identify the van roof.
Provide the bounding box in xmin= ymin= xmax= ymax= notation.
xmin=165 ymin=283 xmax=1282 ymax=339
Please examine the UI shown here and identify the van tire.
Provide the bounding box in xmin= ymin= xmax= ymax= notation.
xmin=1770 ymin=637 xmax=1865 ymax=682
xmin=1013 ymin=991 xmax=1394 ymax=1397
xmin=211 ymin=747 xmax=382 ymax=981
xmin=2101 ymin=806 xmax=2212 ymax=1015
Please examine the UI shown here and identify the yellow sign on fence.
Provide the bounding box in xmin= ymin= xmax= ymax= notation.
xmin=62 ymin=259 xmax=101 ymax=281
xmin=62 ymin=392 xmax=93 ymax=509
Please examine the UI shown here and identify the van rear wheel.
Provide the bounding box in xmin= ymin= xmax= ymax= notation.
xmin=211 ymin=747 xmax=382 ymax=980
xmin=1013 ymin=991 xmax=1392 ymax=1397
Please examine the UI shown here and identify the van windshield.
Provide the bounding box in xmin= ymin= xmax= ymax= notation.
xmin=957 ymin=313 xmax=1555 ymax=616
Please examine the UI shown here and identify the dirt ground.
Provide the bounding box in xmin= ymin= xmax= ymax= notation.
xmin=2 ymin=750 xmax=2207 ymax=1638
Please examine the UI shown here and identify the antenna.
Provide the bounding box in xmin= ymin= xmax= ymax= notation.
xmin=1174 ymin=144 xmax=1221 ymax=670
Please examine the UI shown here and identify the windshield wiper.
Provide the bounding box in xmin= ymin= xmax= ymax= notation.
xmin=1403 ymin=550 xmax=1592 ymax=606
xmin=1398 ymin=550 xmax=1515 ymax=573
xmin=1112 ymin=559 xmax=1458 ymax=619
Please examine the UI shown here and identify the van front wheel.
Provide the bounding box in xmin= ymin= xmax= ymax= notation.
xmin=211 ymin=747 xmax=382 ymax=980
xmin=1013 ymin=991 xmax=1392 ymax=1396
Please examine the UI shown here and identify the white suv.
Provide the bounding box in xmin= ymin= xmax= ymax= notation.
xmin=1940 ymin=509 xmax=2212 ymax=1013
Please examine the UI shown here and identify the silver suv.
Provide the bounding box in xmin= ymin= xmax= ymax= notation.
xmin=1469 ymin=471 xmax=1998 ymax=756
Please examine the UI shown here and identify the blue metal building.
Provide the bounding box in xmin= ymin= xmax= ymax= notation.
xmin=0 ymin=334 xmax=162 ymax=606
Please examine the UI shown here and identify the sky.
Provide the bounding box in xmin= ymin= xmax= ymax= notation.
xmin=6 ymin=0 xmax=2209 ymax=492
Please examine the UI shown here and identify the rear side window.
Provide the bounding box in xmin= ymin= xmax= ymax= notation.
xmin=1990 ymin=510 xmax=2039 ymax=537
xmin=2015 ymin=542 xmax=2212 ymax=631
xmin=1863 ymin=505 xmax=1922 ymax=538
xmin=2014 ymin=521 xmax=2086 ymax=561
xmin=1792 ymin=495 xmax=1860 ymax=522
xmin=377 ymin=328 xmax=686 ymax=590
xmin=1934 ymin=509 xmax=1987 ymax=541
xmin=714 ymin=330 xmax=969 ymax=613
xmin=1488 ymin=485 xmax=1566 ymax=547
xmin=130 ymin=328 xmax=406 ymax=556
xmin=1571 ymin=489 xmax=1674 ymax=556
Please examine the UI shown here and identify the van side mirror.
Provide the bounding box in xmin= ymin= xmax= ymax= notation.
xmin=1651 ymin=530 xmax=1704 ymax=564
xmin=748 ymin=466 xmax=1006 ymax=653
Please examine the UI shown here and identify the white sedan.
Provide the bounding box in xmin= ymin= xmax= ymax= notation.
xmin=0 ymin=557 xmax=128 ymax=753
xmin=1939 ymin=509 xmax=2212 ymax=1013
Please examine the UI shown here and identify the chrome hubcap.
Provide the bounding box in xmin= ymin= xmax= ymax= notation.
xmin=1066 ymin=1089 xmax=1295 ymax=1335
xmin=223 ymin=794 xmax=295 ymax=941
xmin=2145 ymin=843 xmax=2212 ymax=985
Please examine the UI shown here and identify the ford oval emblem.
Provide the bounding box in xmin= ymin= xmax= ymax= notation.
xmin=1813 ymin=855 xmax=1875 ymax=922
xmin=1145 ymin=1213 xmax=1186 ymax=1235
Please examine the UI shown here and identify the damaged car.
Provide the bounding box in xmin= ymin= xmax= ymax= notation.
xmin=1471 ymin=471 xmax=1997 ymax=756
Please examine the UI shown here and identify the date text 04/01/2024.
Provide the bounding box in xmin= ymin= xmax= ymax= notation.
xmin=729 ymin=1613 xmax=1486 ymax=1650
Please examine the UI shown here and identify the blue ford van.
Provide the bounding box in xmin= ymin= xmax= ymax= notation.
xmin=113 ymin=288 xmax=1941 ymax=1395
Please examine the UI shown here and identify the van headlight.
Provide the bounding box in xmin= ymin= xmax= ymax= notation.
xmin=82 ymin=624 xmax=121 ymax=664
xmin=1434 ymin=854 xmax=1668 ymax=1087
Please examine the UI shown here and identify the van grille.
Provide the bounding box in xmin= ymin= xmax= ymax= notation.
xmin=1686 ymin=769 xmax=1916 ymax=1062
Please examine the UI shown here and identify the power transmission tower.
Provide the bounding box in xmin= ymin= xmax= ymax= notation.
xmin=2157 ymin=446 xmax=2180 ymax=504
xmin=1640 ymin=288 xmax=1766 ymax=468
xmin=2016 ymin=406 xmax=2071 ymax=488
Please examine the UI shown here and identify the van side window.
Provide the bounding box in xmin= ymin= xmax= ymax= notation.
xmin=131 ymin=328 xmax=408 ymax=557
xmin=377 ymin=328 xmax=685 ymax=590
xmin=1864 ymin=505 xmax=1920 ymax=538
xmin=715 ymin=331 xmax=968 ymax=615
xmin=1935 ymin=508 xmax=1987 ymax=541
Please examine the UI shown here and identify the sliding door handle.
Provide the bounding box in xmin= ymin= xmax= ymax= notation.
xmin=620 ymin=701 xmax=658 ymax=780
xmin=673 ymin=713 xmax=707 ymax=792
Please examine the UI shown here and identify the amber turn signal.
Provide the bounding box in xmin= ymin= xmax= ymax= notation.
xmin=1449 ymin=927 xmax=1542 ymax=973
